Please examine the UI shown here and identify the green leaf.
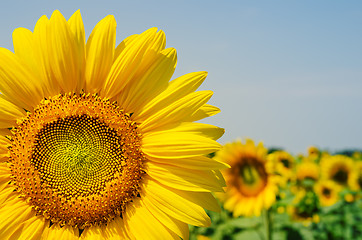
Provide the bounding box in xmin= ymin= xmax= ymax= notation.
xmin=227 ymin=216 xmax=262 ymax=229
xmin=233 ymin=229 xmax=262 ymax=240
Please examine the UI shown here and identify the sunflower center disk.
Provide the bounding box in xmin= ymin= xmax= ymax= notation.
xmin=238 ymin=159 xmax=268 ymax=197
xmin=32 ymin=115 xmax=122 ymax=198
xmin=281 ymin=159 xmax=290 ymax=169
xmin=9 ymin=94 xmax=146 ymax=228
xmin=332 ymin=169 xmax=348 ymax=185
xmin=322 ymin=187 xmax=331 ymax=197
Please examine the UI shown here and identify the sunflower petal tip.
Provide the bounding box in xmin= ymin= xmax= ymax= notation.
xmin=107 ymin=14 xmax=116 ymax=21
xmin=71 ymin=9 xmax=82 ymax=18
xmin=145 ymin=27 xmax=158 ymax=35
xmin=51 ymin=9 xmax=62 ymax=17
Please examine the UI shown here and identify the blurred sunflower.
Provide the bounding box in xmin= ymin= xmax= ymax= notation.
xmin=288 ymin=190 xmax=320 ymax=225
xmin=352 ymin=151 xmax=362 ymax=160
xmin=287 ymin=205 xmax=320 ymax=226
xmin=308 ymin=146 xmax=320 ymax=158
xmin=303 ymin=146 xmax=330 ymax=163
xmin=350 ymin=161 xmax=362 ymax=191
xmin=0 ymin=10 xmax=226 ymax=239
xmin=321 ymin=155 xmax=354 ymax=188
xmin=268 ymin=150 xmax=294 ymax=186
xmin=314 ymin=180 xmax=341 ymax=207
xmin=214 ymin=139 xmax=279 ymax=217
xmin=296 ymin=162 xmax=320 ymax=185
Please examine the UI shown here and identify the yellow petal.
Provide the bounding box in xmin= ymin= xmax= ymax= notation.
xmin=213 ymin=169 xmax=227 ymax=187
xmin=119 ymin=47 xmax=177 ymax=114
xmin=146 ymin=162 xmax=224 ymax=192
xmin=85 ymin=15 xmax=116 ymax=93
xmin=0 ymin=48 xmax=43 ymax=110
xmin=146 ymin=29 xmax=166 ymax=53
xmin=139 ymin=90 xmax=213 ymax=133
xmin=79 ymin=225 xmax=105 ymax=240
xmin=0 ymin=128 xmax=10 ymax=137
xmin=124 ymin=198 xmax=179 ymax=240
xmin=103 ymin=217 xmax=131 ymax=240
xmin=102 ymin=28 xmax=160 ymax=99
xmin=47 ymin=10 xmax=79 ymax=92
xmin=68 ymin=10 xmax=86 ymax=92
xmin=113 ymin=29 xmax=165 ymax=63
xmin=146 ymin=184 xmax=220 ymax=214
xmin=142 ymin=132 xmax=221 ymax=159
xmin=12 ymin=28 xmax=42 ymax=80
xmin=0 ymin=136 xmax=10 ymax=160
xmin=0 ymin=199 xmax=35 ymax=239
xmin=222 ymin=192 xmax=238 ymax=211
xmin=33 ymin=15 xmax=61 ymax=96
xmin=41 ymin=223 xmax=79 ymax=240
xmin=145 ymin=122 xmax=224 ymax=140
xmin=0 ymin=95 xmax=26 ymax=128
xmin=135 ymin=71 xmax=207 ymax=121
xmin=9 ymin=215 xmax=47 ymax=240
xmin=143 ymin=179 xmax=211 ymax=227
xmin=142 ymin=196 xmax=189 ymax=239
xmin=0 ymin=162 xmax=10 ymax=183
xmin=114 ymin=34 xmax=138 ymax=62
xmin=185 ymin=104 xmax=221 ymax=122
xmin=147 ymin=154 xmax=229 ymax=170
xmin=0 ymin=186 xmax=18 ymax=207
xmin=119 ymin=29 xmax=166 ymax=84
xmin=170 ymin=190 xmax=221 ymax=213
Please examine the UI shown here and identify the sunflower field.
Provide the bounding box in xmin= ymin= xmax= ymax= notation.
xmin=189 ymin=141 xmax=362 ymax=240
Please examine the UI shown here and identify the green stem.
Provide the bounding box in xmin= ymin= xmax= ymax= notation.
xmin=263 ymin=209 xmax=272 ymax=240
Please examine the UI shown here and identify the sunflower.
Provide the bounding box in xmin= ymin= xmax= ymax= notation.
xmin=291 ymin=161 xmax=319 ymax=194
xmin=287 ymin=205 xmax=320 ymax=226
xmin=321 ymin=155 xmax=354 ymax=188
xmin=288 ymin=190 xmax=320 ymax=225
xmin=0 ymin=10 xmax=227 ymax=239
xmin=314 ymin=180 xmax=341 ymax=207
xmin=268 ymin=150 xmax=294 ymax=186
xmin=350 ymin=161 xmax=362 ymax=191
xmin=308 ymin=146 xmax=320 ymax=157
xmin=214 ymin=139 xmax=278 ymax=217
xmin=296 ymin=162 xmax=319 ymax=182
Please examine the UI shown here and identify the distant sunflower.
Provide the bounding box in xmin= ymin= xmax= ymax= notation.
xmin=308 ymin=146 xmax=320 ymax=157
xmin=321 ymin=155 xmax=354 ymax=188
xmin=350 ymin=161 xmax=362 ymax=191
xmin=296 ymin=162 xmax=320 ymax=183
xmin=287 ymin=205 xmax=320 ymax=226
xmin=215 ymin=139 xmax=278 ymax=217
xmin=0 ymin=10 xmax=226 ymax=239
xmin=288 ymin=190 xmax=319 ymax=225
xmin=352 ymin=151 xmax=362 ymax=160
xmin=314 ymin=180 xmax=341 ymax=207
xmin=268 ymin=150 xmax=294 ymax=186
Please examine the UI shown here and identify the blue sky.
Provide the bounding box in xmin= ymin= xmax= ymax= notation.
xmin=0 ymin=1 xmax=361 ymax=154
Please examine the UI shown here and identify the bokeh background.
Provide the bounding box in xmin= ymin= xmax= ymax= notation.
xmin=0 ymin=0 xmax=361 ymax=154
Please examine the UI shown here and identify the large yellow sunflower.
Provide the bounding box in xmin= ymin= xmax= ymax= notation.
xmin=321 ymin=155 xmax=354 ymax=188
xmin=214 ymin=139 xmax=278 ymax=217
xmin=0 ymin=10 xmax=227 ymax=239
